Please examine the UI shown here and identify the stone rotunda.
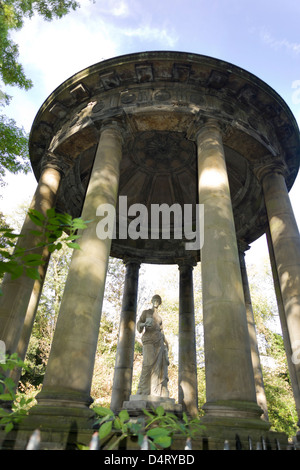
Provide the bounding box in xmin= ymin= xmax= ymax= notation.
xmin=1 ymin=51 xmax=300 ymax=449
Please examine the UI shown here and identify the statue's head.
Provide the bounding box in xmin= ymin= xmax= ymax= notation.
xmin=151 ymin=295 xmax=162 ymax=307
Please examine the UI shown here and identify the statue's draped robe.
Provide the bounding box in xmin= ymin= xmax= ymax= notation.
xmin=137 ymin=309 xmax=169 ymax=397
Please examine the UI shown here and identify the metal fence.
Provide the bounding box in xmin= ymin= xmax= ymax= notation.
xmin=25 ymin=429 xmax=300 ymax=450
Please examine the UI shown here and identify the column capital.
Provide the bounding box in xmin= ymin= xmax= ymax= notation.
xmin=100 ymin=117 xmax=126 ymax=143
xmin=237 ymin=239 xmax=251 ymax=255
xmin=187 ymin=116 xmax=227 ymax=142
xmin=123 ymin=257 xmax=141 ymax=268
xmin=251 ymin=154 xmax=288 ymax=184
xmin=40 ymin=151 xmax=73 ymax=177
xmin=178 ymin=258 xmax=197 ymax=271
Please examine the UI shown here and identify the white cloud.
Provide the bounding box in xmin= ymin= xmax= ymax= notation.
xmin=87 ymin=0 xmax=131 ymax=17
xmin=8 ymin=4 xmax=179 ymax=102
xmin=110 ymin=0 xmax=130 ymax=17
xmin=261 ymin=30 xmax=300 ymax=55
xmin=124 ymin=25 xmax=178 ymax=48
xmin=10 ymin=11 xmax=119 ymax=96
xmin=0 ymin=171 xmax=36 ymax=219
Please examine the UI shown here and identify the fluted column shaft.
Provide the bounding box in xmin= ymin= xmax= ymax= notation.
xmin=239 ymin=248 xmax=269 ymax=421
xmin=262 ymin=170 xmax=300 ymax=417
xmin=178 ymin=262 xmax=198 ymax=417
xmin=0 ymin=158 xmax=63 ymax=357
xmin=196 ymin=120 xmax=261 ymax=422
xmin=111 ymin=260 xmax=140 ymax=412
xmin=36 ymin=123 xmax=123 ymax=409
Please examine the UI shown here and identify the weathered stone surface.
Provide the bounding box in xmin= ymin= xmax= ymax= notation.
xmin=28 ymin=51 xmax=300 ymax=265
xmin=123 ymin=394 xmax=182 ymax=414
xmin=11 ymin=51 xmax=299 ymax=450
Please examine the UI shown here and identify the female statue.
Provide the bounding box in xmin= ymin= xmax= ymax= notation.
xmin=136 ymin=295 xmax=169 ymax=397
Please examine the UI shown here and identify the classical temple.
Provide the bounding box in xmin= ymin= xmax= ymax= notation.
xmin=1 ymin=51 xmax=300 ymax=449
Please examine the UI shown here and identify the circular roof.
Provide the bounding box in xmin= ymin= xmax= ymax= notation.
xmin=28 ymin=51 xmax=300 ymax=264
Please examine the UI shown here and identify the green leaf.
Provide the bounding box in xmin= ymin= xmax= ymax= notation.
xmin=4 ymin=377 xmax=15 ymax=392
xmin=113 ymin=417 xmax=122 ymax=430
xmin=63 ymin=235 xmax=81 ymax=241
xmin=93 ymin=406 xmax=114 ymax=418
xmin=22 ymin=254 xmax=43 ymax=266
xmin=66 ymin=242 xmax=81 ymax=250
xmin=9 ymin=264 xmax=23 ymax=280
xmin=129 ymin=421 xmax=144 ymax=435
xmin=0 ymin=393 xmax=13 ymax=401
xmin=1 ymin=231 xmax=19 ymax=239
xmin=56 ymin=213 xmax=73 ymax=225
xmin=146 ymin=427 xmax=172 ymax=448
xmin=47 ymin=243 xmax=57 ymax=253
xmin=99 ymin=420 xmax=112 ymax=439
xmin=156 ymin=405 xmax=165 ymax=417
xmin=0 ymin=408 xmax=10 ymax=418
xmin=142 ymin=409 xmax=154 ymax=418
xmin=4 ymin=422 xmax=14 ymax=433
xmin=119 ymin=409 xmax=129 ymax=423
xmin=153 ymin=434 xmax=172 ymax=448
xmin=29 ymin=229 xmax=43 ymax=237
xmin=147 ymin=427 xmax=169 ymax=439
xmin=46 ymin=208 xmax=56 ymax=218
xmin=71 ymin=218 xmax=89 ymax=230
xmin=25 ymin=267 xmax=40 ymax=280
xmin=28 ymin=209 xmax=45 ymax=226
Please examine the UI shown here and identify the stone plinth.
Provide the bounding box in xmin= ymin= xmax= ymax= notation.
xmin=123 ymin=394 xmax=182 ymax=415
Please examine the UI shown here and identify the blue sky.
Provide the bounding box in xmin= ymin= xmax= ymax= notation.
xmin=4 ymin=0 xmax=300 ymax=127
xmin=1 ymin=0 xmax=300 ymax=268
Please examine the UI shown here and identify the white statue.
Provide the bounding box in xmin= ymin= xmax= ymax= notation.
xmin=136 ymin=295 xmax=169 ymax=397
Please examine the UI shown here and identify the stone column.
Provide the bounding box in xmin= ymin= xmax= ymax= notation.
xmin=260 ymin=168 xmax=300 ymax=419
xmin=0 ymin=153 xmax=64 ymax=357
xmin=31 ymin=122 xmax=123 ymax=421
xmin=178 ymin=261 xmax=198 ymax=417
xmin=111 ymin=260 xmax=140 ymax=412
xmin=238 ymin=245 xmax=269 ymax=422
xmin=266 ymin=226 xmax=300 ymax=419
xmin=9 ymin=261 xmax=50 ymax=388
xmin=196 ymin=120 xmax=264 ymax=425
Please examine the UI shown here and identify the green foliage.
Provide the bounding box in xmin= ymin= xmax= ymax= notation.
xmin=92 ymin=405 xmax=204 ymax=450
xmin=0 ymin=0 xmax=85 ymax=181
xmin=92 ymin=407 xmax=144 ymax=450
xmin=19 ymin=231 xmax=73 ymax=390
xmin=0 ymin=0 xmax=80 ymax=90
xmin=0 ymin=207 xmax=89 ymax=432
xmin=261 ymin=330 xmax=298 ymax=437
xmin=264 ymin=368 xmax=298 ymax=437
xmin=0 ymin=207 xmax=89 ymax=293
xmin=0 ymin=115 xmax=30 ymax=178
xmin=0 ymin=353 xmax=34 ymax=432
xmin=142 ymin=406 xmax=204 ymax=445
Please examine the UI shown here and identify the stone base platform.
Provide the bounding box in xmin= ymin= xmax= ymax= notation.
xmin=123 ymin=394 xmax=182 ymax=415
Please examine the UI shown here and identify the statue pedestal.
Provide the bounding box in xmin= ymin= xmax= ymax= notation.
xmin=123 ymin=394 xmax=182 ymax=415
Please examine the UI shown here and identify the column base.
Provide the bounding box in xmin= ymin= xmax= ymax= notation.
xmin=201 ymin=400 xmax=270 ymax=431
xmin=123 ymin=394 xmax=182 ymax=416
xmin=1 ymin=389 xmax=97 ymax=450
